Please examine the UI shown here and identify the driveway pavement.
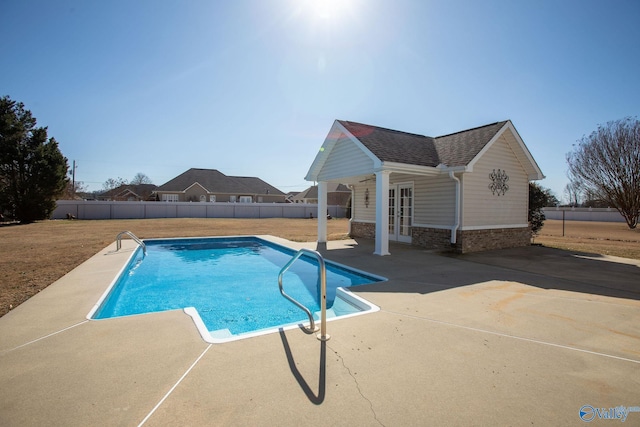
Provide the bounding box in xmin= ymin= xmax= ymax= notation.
xmin=1 ymin=238 xmax=638 ymax=426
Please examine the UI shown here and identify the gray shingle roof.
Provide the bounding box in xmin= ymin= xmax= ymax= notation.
xmin=338 ymin=120 xmax=508 ymax=168
xmin=434 ymin=121 xmax=508 ymax=167
xmin=297 ymin=183 xmax=351 ymax=199
xmin=98 ymin=184 xmax=157 ymax=199
xmin=156 ymin=168 xmax=284 ymax=195
xmin=232 ymin=176 xmax=285 ymax=195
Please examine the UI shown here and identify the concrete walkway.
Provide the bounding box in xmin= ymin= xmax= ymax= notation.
xmin=1 ymin=238 xmax=639 ymax=426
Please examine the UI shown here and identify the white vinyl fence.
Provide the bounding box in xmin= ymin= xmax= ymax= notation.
xmin=542 ymin=207 xmax=625 ymax=223
xmin=52 ymin=200 xmax=346 ymax=220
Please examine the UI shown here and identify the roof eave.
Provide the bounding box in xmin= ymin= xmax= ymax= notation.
xmin=466 ymin=121 xmax=544 ymax=179
xmin=504 ymin=121 xmax=545 ymax=180
xmin=378 ymin=161 xmax=445 ymax=176
xmin=184 ymin=182 xmax=210 ymax=193
xmin=305 ymin=120 xmax=381 ymax=182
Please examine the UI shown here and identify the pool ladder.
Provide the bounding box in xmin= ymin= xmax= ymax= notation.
xmin=278 ymin=248 xmax=330 ymax=341
xmin=116 ymin=231 xmax=147 ymax=257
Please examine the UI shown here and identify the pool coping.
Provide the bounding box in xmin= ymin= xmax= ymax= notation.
xmin=185 ymin=287 xmax=380 ymax=343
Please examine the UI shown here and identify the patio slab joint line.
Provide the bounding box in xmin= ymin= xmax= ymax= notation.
xmin=389 ymin=311 xmax=640 ymax=365
xmin=137 ymin=344 xmax=213 ymax=427
xmin=0 ymin=320 xmax=89 ymax=354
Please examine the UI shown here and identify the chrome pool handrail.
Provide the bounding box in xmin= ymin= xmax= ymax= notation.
xmin=116 ymin=231 xmax=147 ymax=257
xmin=278 ymin=248 xmax=330 ymax=341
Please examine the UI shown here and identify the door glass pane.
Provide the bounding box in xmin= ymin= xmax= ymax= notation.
xmin=399 ymin=187 xmax=412 ymax=237
xmin=388 ymin=188 xmax=395 ymax=234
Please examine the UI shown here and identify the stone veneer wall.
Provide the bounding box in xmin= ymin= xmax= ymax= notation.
xmin=353 ymin=222 xmax=531 ymax=254
xmin=349 ymin=221 xmax=376 ymax=239
xmin=455 ymin=227 xmax=531 ymax=253
xmin=412 ymin=226 xmax=531 ymax=253
xmin=411 ymin=227 xmax=451 ymax=251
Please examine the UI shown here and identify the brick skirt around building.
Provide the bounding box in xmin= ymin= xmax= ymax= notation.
xmin=350 ymin=221 xmax=532 ymax=254
xmin=349 ymin=221 xmax=376 ymax=239
xmin=453 ymin=227 xmax=532 ymax=253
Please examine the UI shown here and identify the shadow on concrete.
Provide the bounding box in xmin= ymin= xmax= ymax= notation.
xmin=278 ymin=329 xmax=326 ymax=405
xmin=314 ymin=239 xmax=640 ymax=301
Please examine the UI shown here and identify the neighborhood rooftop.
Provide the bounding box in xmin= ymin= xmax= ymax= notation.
xmin=156 ymin=168 xmax=285 ymax=195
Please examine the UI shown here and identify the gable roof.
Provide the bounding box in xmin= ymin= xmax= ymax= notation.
xmin=307 ymin=119 xmax=544 ymax=180
xmin=338 ymin=121 xmax=439 ymax=167
xmin=338 ymin=120 xmax=508 ymax=168
xmin=98 ymin=184 xmax=157 ymax=200
xmin=156 ymin=168 xmax=285 ymax=195
xmin=433 ymin=121 xmax=508 ymax=167
xmin=295 ymin=183 xmax=351 ymax=200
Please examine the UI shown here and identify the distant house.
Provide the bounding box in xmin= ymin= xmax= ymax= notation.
xmin=292 ymin=183 xmax=352 ymax=208
xmin=154 ymin=168 xmax=286 ymax=203
xmin=306 ymin=120 xmax=544 ymax=255
xmin=97 ymin=184 xmax=157 ymax=201
xmin=285 ymin=191 xmax=300 ymax=203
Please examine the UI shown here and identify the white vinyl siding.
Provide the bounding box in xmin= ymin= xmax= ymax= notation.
xmin=419 ymin=175 xmax=456 ymax=226
xmin=317 ymin=136 xmax=375 ymax=181
xmin=391 ymin=173 xmax=455 ymax=226
xmin=352 ymin=174 xmax=456 ymax=226
xmin=351 ymin=182 xmax=376 ymax=223
xmin=462 ymin=135 xmax=528 ymax=227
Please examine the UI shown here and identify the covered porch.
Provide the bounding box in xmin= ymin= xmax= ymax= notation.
xmin=313 ymin=166 xmax=461 ymax=256
xmin=306 ymin=120 xmax=463 ymax=256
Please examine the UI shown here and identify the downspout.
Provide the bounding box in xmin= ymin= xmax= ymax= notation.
xmin=448 ymin=171 xmax=460 ymax=245
xmin=348 ymin=185 xmax=355 ymax=236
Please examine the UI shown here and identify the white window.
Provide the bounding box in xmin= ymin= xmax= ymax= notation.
xmin=199 ymin=195 xmax=206 ymax=202
xmin=210 ymin=195 xmax=216 ymax=202
xmin=257 ymin=196 xmax=263 ymax=203
xmin=239 ymin=196 xmax=252 ymax=203
xmin=229 ymin=195 xmax=237 ymax=203
xmin=162 ymin=194 xmax=179 ymax=202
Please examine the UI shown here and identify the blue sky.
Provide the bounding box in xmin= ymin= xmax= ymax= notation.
xmin=2 ymin=0 xmax=639 ymax=200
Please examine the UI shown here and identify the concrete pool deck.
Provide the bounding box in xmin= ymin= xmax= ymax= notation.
xmin=1 ymin=237 xmax=639 ymax=426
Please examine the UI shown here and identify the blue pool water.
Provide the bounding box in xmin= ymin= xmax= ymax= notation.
xmin=93 ymin=237 xmax=383 ymax=338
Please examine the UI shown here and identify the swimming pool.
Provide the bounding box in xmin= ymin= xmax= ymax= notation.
xmin=89 ymin=236 xmax=384 ymax=343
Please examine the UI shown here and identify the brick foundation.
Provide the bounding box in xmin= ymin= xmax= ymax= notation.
xmin=349 ymin=221 xmax=376 ymax=239
xmin=412 ymin=226 xmax=532 ymax=253
xmin=352 ymin=222 xmax=531 ymax=254
xmin=455 ymin=227 xmax=531 ymax=253
xmin=411 ymin=227 xmax=451 ymax=251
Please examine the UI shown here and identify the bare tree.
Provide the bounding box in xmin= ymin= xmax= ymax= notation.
xmin=102 ymin=177 xmax=128 ymax=191
xmin=566 ymin=117 xmax=640 ymax=228
xmin=563 ymin=181 xmax=583 ymax=207
xmin=130 ymin=172 xmax=153 ymax=185
xmin=60 ymin=180 xmax=87 ymax=200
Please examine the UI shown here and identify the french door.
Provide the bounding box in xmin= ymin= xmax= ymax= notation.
xmin=388 ymin=184 xmax=413 ymax=243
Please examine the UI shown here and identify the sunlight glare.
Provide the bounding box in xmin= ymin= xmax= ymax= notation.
xmin=310 ymin=0 xmax=350 ymax=20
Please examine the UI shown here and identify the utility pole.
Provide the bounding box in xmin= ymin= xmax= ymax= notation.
xmin=72 ymin=160 xmax=76 ymax=193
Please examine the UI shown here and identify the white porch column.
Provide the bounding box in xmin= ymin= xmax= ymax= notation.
xmin=317 ymin=180 xmax=328 ymax=243
xmin=374 ymin=170 xmax=390 ymax=255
